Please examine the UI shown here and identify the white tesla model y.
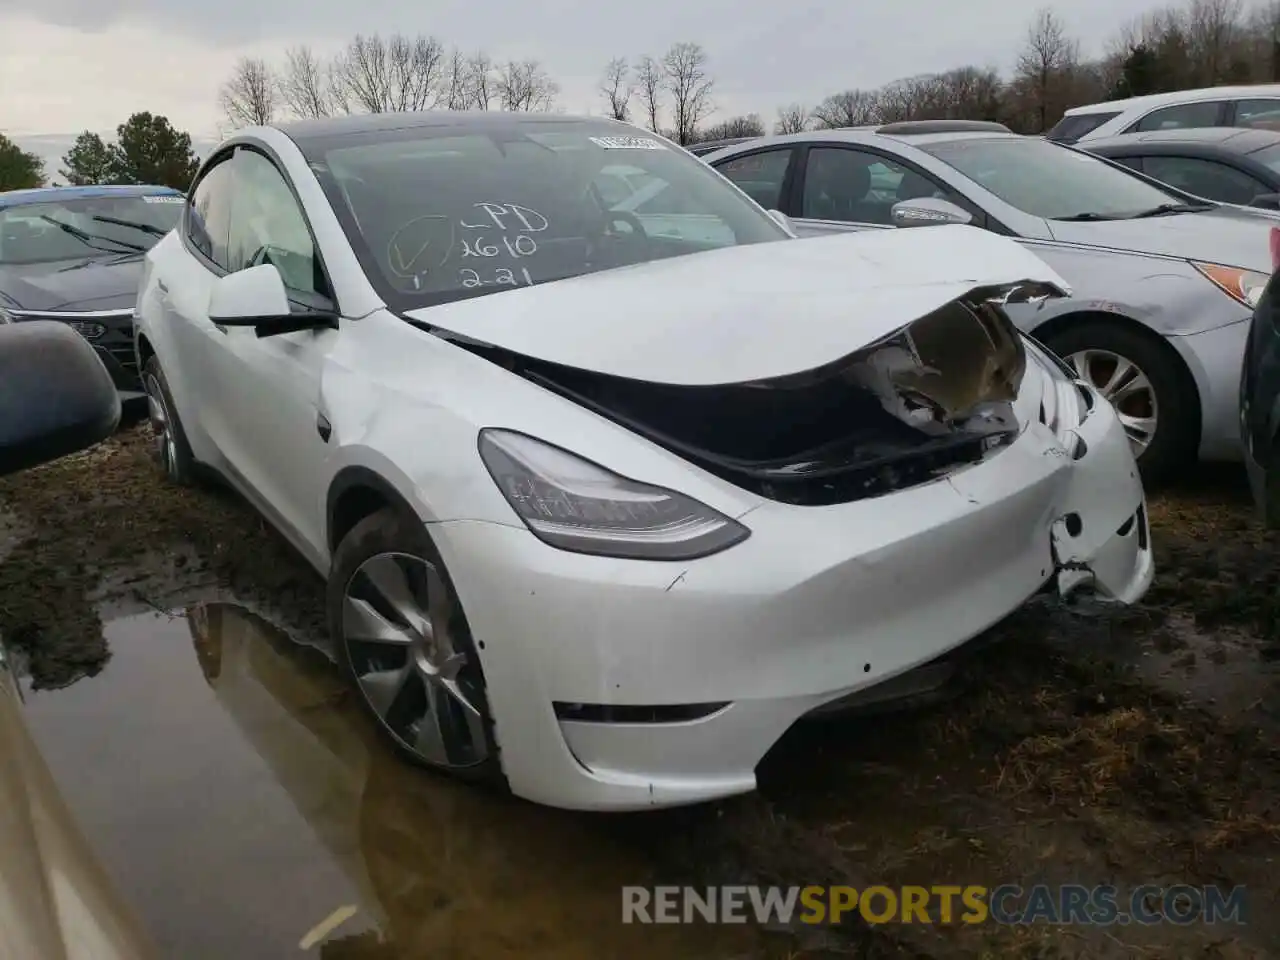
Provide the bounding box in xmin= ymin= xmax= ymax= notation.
xmin=133 ymin=113 xmax=1154 ymax=811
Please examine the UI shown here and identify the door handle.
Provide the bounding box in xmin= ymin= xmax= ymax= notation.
xmin=157 ymin=280 xmax=169 ymax=293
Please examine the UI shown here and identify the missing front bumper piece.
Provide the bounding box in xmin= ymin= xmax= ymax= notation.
xmin=517 ymin=283 xmax=1052 ymax=506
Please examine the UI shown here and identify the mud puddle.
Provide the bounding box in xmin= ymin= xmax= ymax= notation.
xmin=6 ymin=425 xmax=1280 ymax=959
xmin=17 ymin=602 xmax=775 ymax=960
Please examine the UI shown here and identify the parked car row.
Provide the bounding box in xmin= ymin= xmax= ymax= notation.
xmin=702 ymin=121 xmax=1273 ymax=482
xmin=3 ymin=104 xmax=1279 ymax=814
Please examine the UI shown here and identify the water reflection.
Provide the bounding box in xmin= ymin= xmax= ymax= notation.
xmin=22 ymin=603 xmax=766 ymax=960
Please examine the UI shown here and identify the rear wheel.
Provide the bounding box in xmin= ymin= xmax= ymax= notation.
xmin=327 ymin=508 xmax=503 ymax=785
xmin=142 ymin=355 xmax=197 ymax=485
xmin=1041 ymin=322 xmax=1196 ymax=484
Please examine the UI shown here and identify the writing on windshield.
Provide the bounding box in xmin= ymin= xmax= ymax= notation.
xmin=317 ymin=122 xmax=787 ymax=308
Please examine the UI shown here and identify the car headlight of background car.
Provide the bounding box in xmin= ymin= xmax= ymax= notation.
xmin=478 ymin=428 xmax=750 ymax=560
xmin=1192 ymin=262 xmax=1271 ymax=309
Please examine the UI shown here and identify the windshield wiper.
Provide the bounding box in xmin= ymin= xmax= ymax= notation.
xmin=91 ymin=214 xmax=169 ymax=237
xmin=1128 ymin=202 xmax=1214 ymax=219
xmin=38 ymin=215 xmax=147 ymax=253
xmin=1053 ymin=212 xmax=1123 ymax=222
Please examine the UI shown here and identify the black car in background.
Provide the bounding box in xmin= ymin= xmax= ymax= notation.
xmin=1081 ymin=127 xmax=1280 ymax=209
xmin=1241 ymin=230 xmax=1280 ymax=527
xmin=0 ymin=185 xmax=185 ymax=403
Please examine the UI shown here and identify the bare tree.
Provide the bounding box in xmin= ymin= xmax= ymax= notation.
xmin=467 ymin=52 xmax=496 ymax=110
xmin=497 ymin=59 xmax=559 ymax=111
xmin=218 ymin=57 xmax=276 ymax=129
xmin=662 ymin=42 xmax=714 ymax=145
xmin=333 ymin=33 xmax=446 ymax=113
xmin=701 ymin=114 xmax=765 ymax=140
xmin=278 ymin=45 xmax=333 ymax=119
xmin=811 ymin=89 xmax=881 ymax=128
xmin=1014 ymin=8 xmax=1080 ymax=131
xmin=442 ymin=48 xmax=472 ymax=109
xmin=600 ymin=58 xmax=633 ymax=120
xmin=877 ymin=75 xmax=948 ymax=121
xmin=774 ymin=103 xmax=810 ymax=134
xmin=635 ymin=55 xmax=663 ymax=131
xmin=1186 ymin=0 xmax=1245 ymax=83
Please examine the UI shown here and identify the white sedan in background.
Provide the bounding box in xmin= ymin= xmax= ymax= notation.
xmin=133 ymin=112 xmax=1153 ymax=811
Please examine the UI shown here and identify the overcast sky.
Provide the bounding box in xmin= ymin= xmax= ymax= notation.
xmin=1 ymin=0 xmax=1185 ymax=143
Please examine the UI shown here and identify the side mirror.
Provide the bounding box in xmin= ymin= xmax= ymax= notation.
xmin=767 ymin=209 xmax=797 ymax=236
xmin=1250 ymin=193 xmax=1280 ymax=211
xmin=890 ymin=197 xmax=974 ymax=229
xmin=208 ymin=263 xmax=338 ymax=337
xmin=0 ymin=321 xmax=120 ymax=477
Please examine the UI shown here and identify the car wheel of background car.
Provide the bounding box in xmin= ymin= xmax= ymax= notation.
xmin=142 ymin=355 xmax=197 ymax=486
xmin=328 ymin=508 xmax=503 ymax=786
xmin=1042 ymin=321 xmax=1195 ymax=484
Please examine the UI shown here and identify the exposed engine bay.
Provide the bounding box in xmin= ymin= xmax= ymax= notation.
xmin=443 ymin=282 xmax=1061 ymax=506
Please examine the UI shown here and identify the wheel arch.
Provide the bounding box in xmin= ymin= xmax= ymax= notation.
xmin=135 ymin=331 xmax=156 ymax=372
xmin=1027 ymin=307 xmax=1204 ymax=451
xmin=326 ymin=465 xmax=423 ymax=554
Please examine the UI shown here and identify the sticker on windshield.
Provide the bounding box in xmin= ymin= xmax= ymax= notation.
xmin=589 ymin=136 xmax=665 ymax=150
xmin=142 ymin=195 xmax=184 ymax=203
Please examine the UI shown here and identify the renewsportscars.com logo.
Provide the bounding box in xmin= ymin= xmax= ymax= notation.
xmin=621 ymin=884 xmax=1249 ymax=926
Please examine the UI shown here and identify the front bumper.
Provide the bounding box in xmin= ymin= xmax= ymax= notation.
xmin=431 ymin=389 xmax=1152 ymax=811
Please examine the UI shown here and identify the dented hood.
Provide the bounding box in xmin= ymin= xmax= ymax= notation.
xmin=406 ymin=225 xmax=1070 ymax=386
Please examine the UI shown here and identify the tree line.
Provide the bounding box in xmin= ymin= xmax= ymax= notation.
xmin=216 ymin=0 xmax=1280 ymax=145
xmin=4 ymin=0 xmax=1279 ymax=193
xmin=0 ymin=113 xmax=202 ymax=191
xmin=612 ymin=0 xmax=1280 ymax=141
xmin=217 ymin=36 xmax=561 ymax=129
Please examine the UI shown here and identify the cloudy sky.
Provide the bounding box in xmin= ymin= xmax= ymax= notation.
xmin=2 ymin=0 xmax=1172 ymax=154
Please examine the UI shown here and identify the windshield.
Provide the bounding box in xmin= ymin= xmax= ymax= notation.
xmin=919 ymin=137 xmax=1184 ymax=220
xmin=0 ymin=194 xmax=182 ymax=265
xmin=309 ymin=121 xmax=788 ymax=309
xmin=1044 ymin=112 xmax=1121 ymax=144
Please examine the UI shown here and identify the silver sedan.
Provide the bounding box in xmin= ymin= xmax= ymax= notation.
xmin=705 ymin=124 xmax=1276 ymax=481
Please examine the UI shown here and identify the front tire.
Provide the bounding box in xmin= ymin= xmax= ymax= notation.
xmin=142 ymin=355 xmax=197 ymax=485
xmin=1041 ymin=322 xmax=1196 ymax=484
xmin=327 ymin=508 xmax=503 ymax=786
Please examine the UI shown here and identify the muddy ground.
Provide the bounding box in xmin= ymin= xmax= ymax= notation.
xmin=1 ymin=424 xmax=1278 ymax=959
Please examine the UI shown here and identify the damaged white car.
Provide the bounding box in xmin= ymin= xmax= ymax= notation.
xmin=133 ymin=113 xmax=1153 ymax=811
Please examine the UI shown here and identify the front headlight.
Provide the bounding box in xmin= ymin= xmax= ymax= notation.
xmin=477 ymin=429 xmax=750 ymax=560
xmin=1191 ymin=262 xmax=1270 ymax=309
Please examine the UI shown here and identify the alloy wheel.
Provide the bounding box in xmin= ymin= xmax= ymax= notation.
xmin=341 ymin=552 xmax=488 ymax=769
xmin=144 ymin=372 xmax=179 ymax=478
xmin=1066 ymin=348 xmax=1158 ymax=456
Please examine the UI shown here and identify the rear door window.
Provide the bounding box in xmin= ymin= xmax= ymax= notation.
xmin=1131 ymin=101 xmax=1226 ymax=133
xmin=1234 ymin=99 xmax=1280 ymax=130
xmin=712 ymin=149 xmax=794 ymax=210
